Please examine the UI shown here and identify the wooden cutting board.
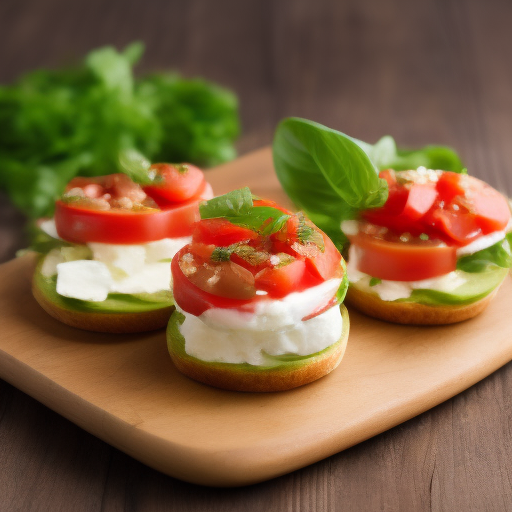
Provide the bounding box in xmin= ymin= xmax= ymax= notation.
xmin=1 ymin=147 xmax=512 ymax=487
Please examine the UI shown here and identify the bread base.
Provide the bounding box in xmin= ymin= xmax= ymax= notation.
xmin=167 ymin=306 xmax=350 ymax=392
xmin=346 ymin=285 xmax=500 ymax=325
xmin=32 ymin=276 xmax=174 ymax=334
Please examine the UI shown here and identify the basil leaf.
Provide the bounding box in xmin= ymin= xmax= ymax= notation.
xmin=273 ymin=117 xmax=388 ymax=250
xmin=335 ymin=262 xmax=349 ymax=304
xmin=355 ymin=135 xmax=465 ymax=172
xmin=200 ymin=187 xmax=253 ymax=219
xmin=456 ymin=234 xmax=512 ymax=273
xmin=118 ymin=148 xmax=157 ymax=185
xmin=200 ymin=188 xmax=290 ymax=236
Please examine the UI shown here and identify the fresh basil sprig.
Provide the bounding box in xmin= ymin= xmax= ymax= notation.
xmin=273 ymin=117 xmax=465 ymax=250
xmin=273 ymin=118 xmax=388 ymax=250
xmin=118 ymin=149 xmax=161 ymax=186
xmin=199 ymin=187 xmax=290 ymax=236
xmin=457 ymin=234 xmax=512 ymax=273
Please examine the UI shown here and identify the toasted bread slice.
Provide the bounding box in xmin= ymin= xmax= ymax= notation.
xmin=346 ymin=284 xmax=501 ymax=325
xmin=166 ymin=306 xmax=350 ymax=392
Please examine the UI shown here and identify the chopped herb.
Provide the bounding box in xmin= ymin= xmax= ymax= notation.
xmin=174 ymin=164 xmax=189 ymax=174
xmin=419 ymin=233 xmax=429 ymax=241
xmin=211 ymin=246 xmax=234 ymax=262
xmin=296 ymin=212 xmax=325 ymax=251
xmin=233 ymin=245 xmax=269 ymax=266
xmin=273 ymin=253 xmax=295 ymax=268
xmin=369 ymin=277 xmax=382 ymax=287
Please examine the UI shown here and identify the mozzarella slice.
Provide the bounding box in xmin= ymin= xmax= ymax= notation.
xmin=88 ymin=243 xmax=146 ymax=276
xmin=110 ymin=263 xmax=171 ymax=294
xmin=179 ymin=304 xmax=343 ymax=365
xmin=56 ymin=260 xmax=113 ymax=302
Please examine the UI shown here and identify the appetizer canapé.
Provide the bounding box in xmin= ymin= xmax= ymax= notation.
xmin=32 ymin=161 xmax=213 ymax=333
xmin=273 ymin=117 xmax=512 ymax=324
xmin=167 ymin=188 xmax=350 ymax=391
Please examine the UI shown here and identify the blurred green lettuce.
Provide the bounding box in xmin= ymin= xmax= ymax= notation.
xmin=0 ymin=42 xmax=240 ymax=218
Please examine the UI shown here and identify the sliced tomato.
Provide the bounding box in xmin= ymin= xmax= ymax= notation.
xmin=469 ymin=179 xmax=510 ymax=233
xmin=362 ymin=170 xmax=510 ymax=247
xmin=305 ymin=231 xmax=342 ymax=281
xmin=192 ymin=218 xmax=259 ymax=246
xmin=171 ymin=248 xmax=255 ymax=315
xmin=436 ymin=172 xmax=466 ymax=203
xmin=402 ymin=183 xmax=438 ymax=221
xmin=144 ymin=163 xmax=205 ymax=203
xmin=55 ymin=178 xmax=213 ymax=244
xmin=428 ymin=209 xmax=481 ymax=245
xmin=254 ymin=259 xmax=306 ymax=298
xmin=349 ymin=232 xmax=457 ymax=281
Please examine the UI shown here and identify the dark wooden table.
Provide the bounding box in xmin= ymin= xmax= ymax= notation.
xmin=2 ymin=1 xmax=512 ymax=510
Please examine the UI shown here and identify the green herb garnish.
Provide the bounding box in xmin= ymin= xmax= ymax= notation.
xmin=0 ymin=42 xmax=240 ymax=219
xmin=273 ymin=117 xmax=465 ymax=251
xmin=456 ymin=234 xmax=512 ymax=273
xmin=200 ymin=188 xmax=290 ymax=236
xmin=211 ymin=246 xmax=234 ymax=262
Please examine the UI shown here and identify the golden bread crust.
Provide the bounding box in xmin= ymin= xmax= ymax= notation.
xmin=32 ymin=276 xmax=173 ymax=333
xmin=167 ymin=307 xmax=350 ymax=392
xmin=345 ymin=285 xmax=500 ymax=325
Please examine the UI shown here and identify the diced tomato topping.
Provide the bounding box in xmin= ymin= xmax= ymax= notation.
xmin=353 ymin=168 xmax=510 ymax=281
xmin=305 ymin=232 xmax=342 ymax=281
xmin=171 ymin=249 xmax=255 ymax=316
xmin=144 ymin=163 xmax=205 ymax=203
xmin=436 ymin=172 xmax=466 ymax=203
xmin=361 ymin=170 xmax=510 ymax=247
xmin=170 ymin=199 xmax=345 ymax=312
xmin=470 ymin=182 xmax=510 ymax=233
xmin=402 ymin=183 xmax=438 ymax=221
xmin=254 ymin=259 xmax=306 ymax=298
xmin=428 ymin=209 xmax=481 ymax=245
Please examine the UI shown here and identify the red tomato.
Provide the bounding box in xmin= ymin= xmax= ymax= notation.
xmin=192 ymin=218 xmax=259 ymax=246
xmin=144 ymin=163 xmax=205 ymax=203
xmin=469 ymin=179 xmax=510 ymax=233
xmin=305 ymin=231 xmax=342 ymax=281
xmin=428 ymin=209 xmax=481 ymax=244
xmin=254 ymin=259 xmax=306 ymax=298
xmin=172 ymin=196 xmax=344 ymax=311
xmin=436 ymin=172 xmax=466 ymax=203
xmin=402 ymin=183 xmax=438 ymax=221
xmin=55 ymin=178 xmax=213 ymax=244
xmin=171 ymin=248 xmax=255 ymax=316
xmin=349 ymin=232 xmax=457 ymax=281
xmin=362 ymin=170 xmax=510 ymax=247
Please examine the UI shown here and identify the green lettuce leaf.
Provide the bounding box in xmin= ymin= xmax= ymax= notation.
xmin=456 ymin=233 xmax=512 ymax=273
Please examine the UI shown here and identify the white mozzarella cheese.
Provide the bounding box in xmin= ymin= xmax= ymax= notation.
xmin=144 ymin=237 xmax=191 ymax=263
xmin=56 ymin=260 xmax=113 ymax=302
xmin=88 ymin=243 xmax=146 ymax=276
xmin=110 ymin=263 xmax=171 ymax=294
xmin=178 ymin=303 xmax=343 ymax=366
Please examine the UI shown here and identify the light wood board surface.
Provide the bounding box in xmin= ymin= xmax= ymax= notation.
xmin=1 ymin=148 xmax=511 ymax=487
